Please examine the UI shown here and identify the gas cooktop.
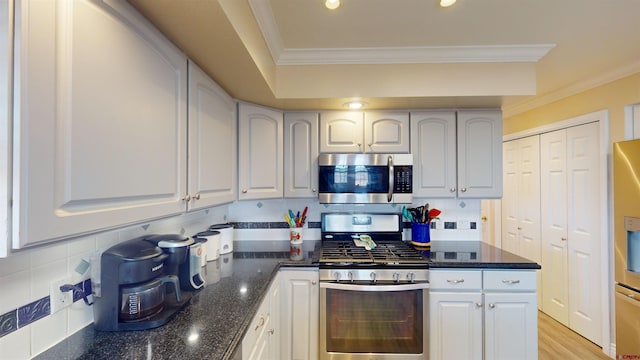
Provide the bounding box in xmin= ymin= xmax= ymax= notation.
xmin=319 ymin=240 xmax=428 ymax=265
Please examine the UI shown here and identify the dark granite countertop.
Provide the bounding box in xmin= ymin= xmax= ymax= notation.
xmin=35 ymin=240 xmax=537 ymax=360
xmin=425 ymin=241 xmax=541 ymax=269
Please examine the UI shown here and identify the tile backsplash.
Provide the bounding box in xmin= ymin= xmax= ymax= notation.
xmin=0 ymin=206 xmax=227 ymax=359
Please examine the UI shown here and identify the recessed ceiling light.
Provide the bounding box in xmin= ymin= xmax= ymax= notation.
xmin=440 ymin=0 xmax=457 ymax=7
xmin=345 ymin=101 xmax=366 ymax=110
xmin=325 ymin=0 xmax=340 ymax=10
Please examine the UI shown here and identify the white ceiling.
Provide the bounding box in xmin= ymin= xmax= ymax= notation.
xmin=128 ymin=0 xmax=640 ymax=116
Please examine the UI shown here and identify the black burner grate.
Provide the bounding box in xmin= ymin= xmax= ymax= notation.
xmin=319 ymin=240 xmax=428 ymax=264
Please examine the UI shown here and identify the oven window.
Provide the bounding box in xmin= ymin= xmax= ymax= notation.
xmin=325 ymin=288 xmax=423 ymax=354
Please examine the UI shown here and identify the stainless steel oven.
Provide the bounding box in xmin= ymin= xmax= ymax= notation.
xmin=320 ymin=270 xmax=429 ymax=360
xmin=319 ymin=213 xmax=429 ymax=360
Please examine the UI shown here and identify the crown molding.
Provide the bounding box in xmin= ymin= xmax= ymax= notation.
xmin=275 ymin=44 xmax=555 ymax=65
xmin=248 ymin=0 xmax=283 ymax=61
xmin=503 ymin=60 xmax=640 ymax=118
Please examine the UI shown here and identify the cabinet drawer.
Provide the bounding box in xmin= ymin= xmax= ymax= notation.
xmin=483 ymin=270 xmax=536 ymax=291
xmin=430 ymin=270 xmax=482 ymax=290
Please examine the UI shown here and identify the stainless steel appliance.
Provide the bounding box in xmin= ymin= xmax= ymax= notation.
xmin=93 ymin=235 xmax=192 ymax=331
xmin=613 ymin=139 xmax=640 ymax=357
xmin=319 ymin=213 xmax=429 ymax=360
xmin=318 ymin=153 xmax=413 ymax=204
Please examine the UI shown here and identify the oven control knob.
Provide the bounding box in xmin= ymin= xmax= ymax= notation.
xmin=393 ymin=272 xmax=401 ymax=283
xmin=333 ymin=272 xmax=341 ymax=282
xmin=407 ymin=272 xmax=416 ymax=283
xmin=370 ymin=272 xmax=377 ymax=283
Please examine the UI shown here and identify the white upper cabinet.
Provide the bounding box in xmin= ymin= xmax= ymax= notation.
xmin=319 ymin=111 xmax=363 ymax=153
xmin=364 ymin=111 xmax=410 ymax=153
xmin=320 ymin=111 xmax=409 ymax=153
xmin=457 ymin=110 xmax=503 ymax=198
xmin=284 ymin=112 xmax=319 ymax=198
xmin=410 ymin=111 xmax=457 ymax=198
xmin=238 ymin=103 xmax=284 ymax=200
xmin=187 ymin=60 xmax=236 ymax=209
xmin=1 ymin=0 xmax=11 ymax=256
xmin=411 ymin=110 xmax=502 ymax=198
xmin=12 ymin=0 xmax=187 ymax=248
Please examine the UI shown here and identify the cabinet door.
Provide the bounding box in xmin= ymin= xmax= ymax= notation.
xmin=364 ymin=111 xmax=410 ymax=153
xmin=1 ymin=0 xmax=11 ymax=257
xmin=457 ymin=110 xmax=503 ymax=198
xmin=243 ymin=288 xmax=271 ymax=360
xmin=484 ymin=292 xmax=538 ymax=360
xmin=410 ymin=111 xmax=457 ymax=198
xmin=284 ymin=112 xmax=319 ymax=198
xmin=279 ymin=269 xmax=319 ymax=360
xmin=12 ymin=0 xmax=187 ymax=247
xmin=429 ymin=291 xmax=483 ymax=360
xmin=319 ymin=111 xmax=363 ymax=153
xmin=238 ymin=103 xmax=283 ymax=200
xmin=269 ymin=275 xmax=281 ymax=360
xmin=187 ymin=60 xmax=236 ymax=209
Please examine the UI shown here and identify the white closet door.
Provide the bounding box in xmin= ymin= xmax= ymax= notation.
xmin=502 ymin=141 xmax=520 ymax=255
xmin=566 ymin=122 xmax=601 ymax=345
xmin=518 ymin=136 xmax=541 ymax=265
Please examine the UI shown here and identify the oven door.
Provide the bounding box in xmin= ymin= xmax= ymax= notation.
xmin=320 ymin=282 xmax=428 ymax=360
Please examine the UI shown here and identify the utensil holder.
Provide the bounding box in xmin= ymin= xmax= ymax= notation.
xmin=290 ymin=227 xmax=304 ymax=260
xmin=412 ymin=222 xmax=431 ymax=244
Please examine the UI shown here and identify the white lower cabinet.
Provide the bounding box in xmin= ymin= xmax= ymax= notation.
xmin=279 ymin=268 xmax=319 ymax=360
xmin=430 ymin=269 xmax=538 ymax=360
xmin=242 ymin=269 xmax=319 ymax=360
xmin=243 ymin=273 xmax=281 ymax=360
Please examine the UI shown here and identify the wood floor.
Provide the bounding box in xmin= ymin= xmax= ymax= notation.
xmin=538 ymin=311 xmax=611 ymax=359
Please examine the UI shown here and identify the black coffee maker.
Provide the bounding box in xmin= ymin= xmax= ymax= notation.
xmin=93 ymin=235 xmax=193 ymax=331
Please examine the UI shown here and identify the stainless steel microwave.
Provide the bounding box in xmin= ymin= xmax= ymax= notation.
xmin=318 ymin=153 xmax=413 ymax=204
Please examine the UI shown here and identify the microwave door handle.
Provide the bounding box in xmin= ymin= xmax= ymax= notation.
xmin=387 ymin=155 xmax=394 ymax=202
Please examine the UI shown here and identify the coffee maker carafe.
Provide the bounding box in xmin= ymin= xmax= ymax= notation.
xmin=93 ymin=236 xmax=191 ymax=331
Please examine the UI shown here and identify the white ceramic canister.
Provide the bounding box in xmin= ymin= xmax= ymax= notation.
xmin=195 ymin=230 xmax=221 ymax=262
xmin=209 ymin=224 xmax=234 ymax=254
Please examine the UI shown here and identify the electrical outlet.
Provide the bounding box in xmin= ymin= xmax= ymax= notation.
xmin=458 ymin=219 xmax=471 ymax=229
xmin=50 ymin=278 xmax=73 ymax=313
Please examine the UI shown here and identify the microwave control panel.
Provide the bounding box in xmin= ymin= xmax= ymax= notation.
xmin=394 ymin=166 xmax=413 ymax=193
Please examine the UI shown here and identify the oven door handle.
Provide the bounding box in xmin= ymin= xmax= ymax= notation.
xmin=387 ymin=155 xmax=394 ymax=202
xmin=320 ymin=281 xmax=429 ymax=292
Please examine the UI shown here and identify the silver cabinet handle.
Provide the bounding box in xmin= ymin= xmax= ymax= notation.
xmin=446 ymin=279 xmax=465 ymax=284
xmin=357 ymin=143 xmax=362 ymax=151
xmin=254 ymin=316 xmax=265 ymax=330
xmin=450 ymin=187 xmax=456 ymax=192
xmin=311 ymin=280 xmax=317 ymax=285
xmin=502 ymin=279 xmax=521 ymax=285
xmin=268 ymin=328 xmax=275 ymax=335
xmin=561 ymin=237 xmax=567 ymax=241
xmin=475 ymin=302 xmax=483 ymax=308
xmin=489 ymin=303 xmax=495 ymax=309
xmin=182 ymin=194 xmax=191 ymax=202
xmin=312 ymin=188 xmax=317 ymax=192
xmin=242 ymin=189 xmax=248 ymax=194
xmin=461 ymin=187 xmax=467 ymax=192
xmin=192 ymin=193 xmax=201 ymax=200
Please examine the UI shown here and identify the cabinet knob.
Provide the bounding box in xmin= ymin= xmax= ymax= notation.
xmin=460 ymin=187 xmax=467 ymax=192
xmin=254 ymin=316 xmax=265 ymax=330
xmin=312 ymin=188 xmax=317 ymax=193
xmin=446 ymin=279 xmax=465 ymax=284
xmin=476 ymin=302 xmax=483 ymax=308
xmin=368 ymin=143 xmax=372 ymax=148
xmin=182 ymin=194 xmax=191 ymax=202
xmin=242 ymin=189 xmax=248 ymax=194
xmin=450 ymin=187 xmax=456 ymax=192
xmin=357 ymin=143 xmax=362 ymax=150
xmin=517 ymin=227 xmax=522 ymax=230
xmin=192 ymin=193 xmax=201 ymax=200
xmin=489 ymin=303 xmax=495 ymax=309
xmin=561 ymin=237 xmax=567 ymax=241
xmin=268 ymin=328 xmax=275 ymax=335
xmin=311 ymin=280 xmax=317 ymax=285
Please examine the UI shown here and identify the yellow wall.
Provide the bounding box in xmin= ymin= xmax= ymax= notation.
xmin=503 ymin=73 xmax=640 ymax=142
